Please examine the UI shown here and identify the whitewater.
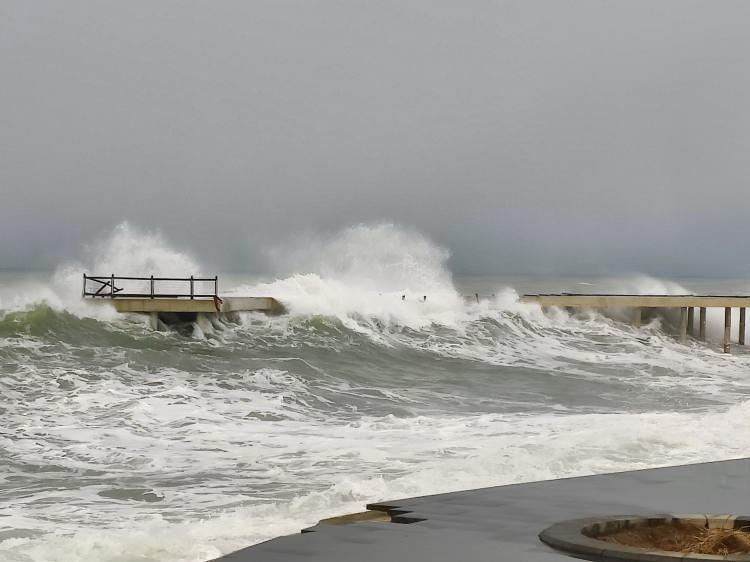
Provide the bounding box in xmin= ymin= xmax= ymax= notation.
xmin=2 ymin=223 xmax=750 ymax=562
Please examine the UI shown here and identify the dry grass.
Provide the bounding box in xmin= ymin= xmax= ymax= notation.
xmin=598 ymin=521 xmax=750 ymax=555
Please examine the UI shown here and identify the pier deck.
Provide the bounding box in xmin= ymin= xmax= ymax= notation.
xmin=82 ymin=274 xmax=283 ymax=326
xmin=522 ymin=293 xmax=750 ymax=308
xmin=522 ymin=293 xmax=750 ymax=353
xmin=108 ymin=296 xmax=280 ymax=314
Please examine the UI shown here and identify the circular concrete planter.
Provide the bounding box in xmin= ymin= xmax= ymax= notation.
xmin=539 ymin=514 xmax=750 ymax=561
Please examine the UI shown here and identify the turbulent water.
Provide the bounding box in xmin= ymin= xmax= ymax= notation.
xmin=3 ymin=223 xmax=750 ymax=562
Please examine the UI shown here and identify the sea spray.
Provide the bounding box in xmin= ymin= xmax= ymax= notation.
xmin=231 ymin=223 xmax=465 ymax=331
xmin=265 ymin=223 xmax=454 ymax=293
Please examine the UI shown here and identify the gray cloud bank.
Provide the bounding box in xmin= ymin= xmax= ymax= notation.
xmin=2 ymin=1 xmax=750 ymax=276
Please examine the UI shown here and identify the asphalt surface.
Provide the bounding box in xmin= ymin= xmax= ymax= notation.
xmin=215 ymin=458 xmax=750 ymax=561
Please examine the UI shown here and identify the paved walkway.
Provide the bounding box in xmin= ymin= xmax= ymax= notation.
xmin=215 ymin=457 xmax=750 ymax=561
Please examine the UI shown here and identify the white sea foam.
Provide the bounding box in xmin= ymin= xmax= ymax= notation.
xmin=4 ymin=223 xmax=750 ymax=562
xmin=4 ymin=396 xmax=750 ymax=562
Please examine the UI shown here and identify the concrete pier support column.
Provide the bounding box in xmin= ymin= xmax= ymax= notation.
xmin=740 ymin=308 xmax=746 ymax=346
xmin=724 ymin=307 xmax=732 ymax=353
xmin=687 ymin=307 xmax=694 ymax=337
xmin=679 ymin=307 xmax=688 ymax=343
xmin=699 ymin=307 xmax=707 ymax=341
xmin=149 ymin=312 xmax=159 ymax=331
xmin=631 ymin=307 xmax=641 ymax=328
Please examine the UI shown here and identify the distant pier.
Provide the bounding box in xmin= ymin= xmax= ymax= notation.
xmin=83 ymin=274 xmax=283 ymax=328
xmin=523 ymin=293 xmax=750 ymax=353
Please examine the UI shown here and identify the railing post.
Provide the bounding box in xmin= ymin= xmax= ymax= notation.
xmin=83 ymin=274 xmax=221 ymax=300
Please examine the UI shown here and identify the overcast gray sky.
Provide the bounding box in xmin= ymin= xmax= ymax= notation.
xmin=2 ymin=1 xmax=750 ymax=276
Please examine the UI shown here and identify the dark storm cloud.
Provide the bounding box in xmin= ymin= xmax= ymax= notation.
xmin=2 ymin=1 xmax=750 ymax=275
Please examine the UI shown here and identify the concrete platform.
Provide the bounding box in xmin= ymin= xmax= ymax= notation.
xmin=82 ymin=275 xmax=284 ymax=317
xmin=522 ymin=293 xmax=750 ymax=352
xmin=107 ymin=296 xmax=282 ymax=314
xmin=214 ymin=457 xmax=750 ymax=561
xmin=522 ymin=294 xmax=750 ymax=308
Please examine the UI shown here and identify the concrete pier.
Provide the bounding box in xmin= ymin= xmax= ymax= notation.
xmin=83 ymin=274 xmax=283 ymax=327
xmin=522 ymin=294 xmax=750 ymax=309
xmin=741 ymin=308 xmax=746 ymax=346
xmin=631 ymin=307 xmax=641 ymax=328
xmin=724 ymin=307 xmax=732 ymax=354
xmin=679 ymin=306 xmax=687 ymax=343
xmin=108 ymin=296 xmax=281 ymax=314
xmin=522 ymin=293 xmax=750 ymax=353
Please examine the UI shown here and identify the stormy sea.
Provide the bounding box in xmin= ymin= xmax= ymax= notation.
xmin=2 ymin=223 xmax=750 ymax=562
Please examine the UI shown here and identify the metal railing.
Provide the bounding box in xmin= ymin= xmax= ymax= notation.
xmin=82 ymin=274 xmax=219 ymax=299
